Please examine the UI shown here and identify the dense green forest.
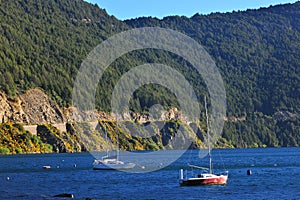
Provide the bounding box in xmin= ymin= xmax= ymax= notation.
xmin=125 ymin=4 xmax=300 ymax=115
xmin=0 ymin=0 xmax=299 ymax=148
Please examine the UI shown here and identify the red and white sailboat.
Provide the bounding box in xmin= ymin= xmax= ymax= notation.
xmin=179 ymin=97 xmax=228 ymax=186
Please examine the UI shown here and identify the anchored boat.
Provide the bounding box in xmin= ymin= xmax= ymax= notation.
xmin=179 ymin=97 xmax=228 ymax=186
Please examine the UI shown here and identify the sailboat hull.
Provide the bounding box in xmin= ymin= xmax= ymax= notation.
xmin=180 ymin=175 xmax=228 ymax=186
xmin=93 ymin=162 xmax=136 ymax=170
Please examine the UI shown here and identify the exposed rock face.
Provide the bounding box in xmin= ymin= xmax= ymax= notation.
xmin=19 ymin=89 xmax=65 ymax=124
xmin=0 ymin=88 xmax=186 ymax=125
xmin=0 ymin=88 xmax=205 ymax=153
xmin=64 ymin=107 xmax=185 ymax=124
xmin=64 ymin=106 xmax=112 ymax=122
xmin=0 ymin=91 xmax=27 ymax=123
xmin=273 ymin=111 xmax=299 ymax=121
xmin=223 ymin=116 xmax=246 ymax=122
xmin=0 ymin=89 xmax=65 ymax=124
xmin=108 ymin=108 xmax=184 ymax=124
xmin=161 ymin=108 xmax=183 ymax=121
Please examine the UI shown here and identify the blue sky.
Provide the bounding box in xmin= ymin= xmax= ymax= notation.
xmin=85 ymin=0 xmax=298 ymax=20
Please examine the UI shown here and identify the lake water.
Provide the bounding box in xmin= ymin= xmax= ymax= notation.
xmin=0 ymin=148 xmax=299 ymax=199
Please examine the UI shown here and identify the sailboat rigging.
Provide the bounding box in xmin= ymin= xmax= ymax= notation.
xmin=179 ymin=97 xmax=228 ymax=186
xmin=93 ymin=123 xmax=136 ymax=170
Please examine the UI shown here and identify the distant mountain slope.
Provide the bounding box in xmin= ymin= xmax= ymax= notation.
xmin=0 ymin=0 xmax=299 ymax=147
xmin=125 ymin=2 xmax=300 ymax=115
xmin=1 ymin=0 xmax=299 ymax=114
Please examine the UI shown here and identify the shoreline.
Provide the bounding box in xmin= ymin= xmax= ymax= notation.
xmin=1 ymin=146 xmax=298 ymax=156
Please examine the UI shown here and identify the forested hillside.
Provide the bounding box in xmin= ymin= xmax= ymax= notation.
xmin=126 ymin=3 xmax=300 ymax=115
xmin=125 ymin=3 xmax=300 ymax=147
xmin=0 ymin=0 xmax=299 ymax=148
xmin=0 ymin=0 xmax=127 ymax=106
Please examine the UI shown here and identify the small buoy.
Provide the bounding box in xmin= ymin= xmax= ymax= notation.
xmin=6 ymin=177 xmax=10 ymax=181
xmin=43 ymin=165 xmax=51 ymax=169
xmin=247 ymin=169 xmax=252 ymax=175
xmin=73 ymin=164 xmax=77 ymax=168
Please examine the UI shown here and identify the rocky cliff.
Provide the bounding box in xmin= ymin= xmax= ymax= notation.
xmin=0 ymin=89 xmax=65 ymax=124
xmin=0 ymin=88 xmax=201 ymax=154
xmin=0 ymin=88 xmax=185 ymax=124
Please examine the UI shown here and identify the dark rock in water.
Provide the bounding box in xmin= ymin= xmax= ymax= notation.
xmin=247 ymin=169 xmax=252 ymax=175
xmin=53 ymin=193 xmax=74 ymax=198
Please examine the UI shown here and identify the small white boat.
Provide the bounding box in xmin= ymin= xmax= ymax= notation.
xmin=93 ymin=124 xmax=136 ymax=170
xmin=42 ymin=165 xmax=51 ymax=169
xmin=93 ymin=155 xmax=136 ymax=170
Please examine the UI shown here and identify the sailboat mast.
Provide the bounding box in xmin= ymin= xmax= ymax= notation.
xmin=205 ymin=96 xmax=212 ymax=174
xmin=104 ymin=126 xmax=108 ymax=156
xmin=115 ymin=118 xmax=119 ymax=161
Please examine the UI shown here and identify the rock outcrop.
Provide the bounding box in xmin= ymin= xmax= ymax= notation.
xmin=0 ymin=91 xmax=27 ymax=123
xmin=273 ymin=111 xmax=299 ymax=121
xmin=0 ymin=88 xmax=204 ymax=154
xmin=0 ymin=88 xmax=187 ymax=125
xmin=0 ymin=89 xmax=65 ymax=124
xmin=20 ymin=89 xmax=65 ymax=124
